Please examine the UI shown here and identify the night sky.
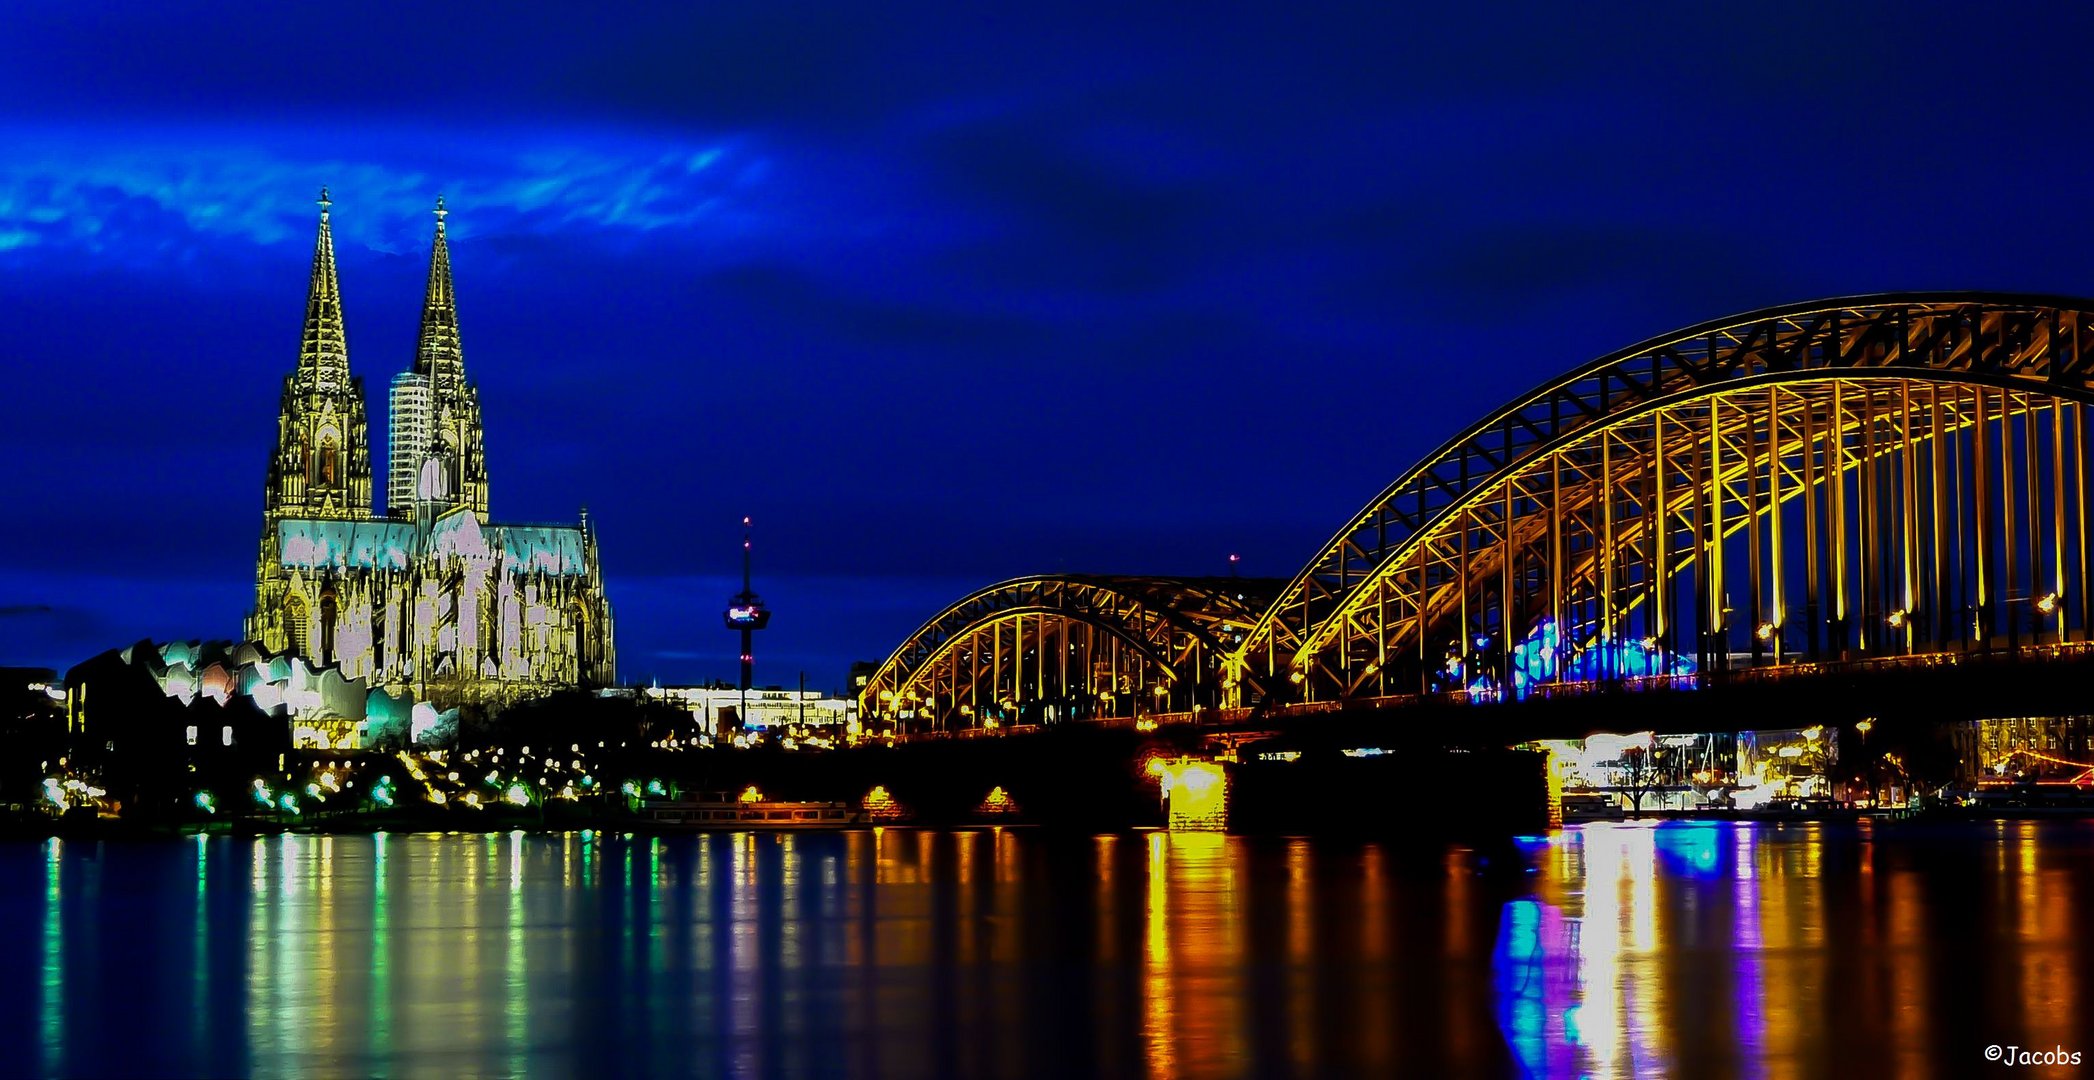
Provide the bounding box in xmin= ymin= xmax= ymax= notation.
xmin=6 ymin=2 xmax=2094 ymax=690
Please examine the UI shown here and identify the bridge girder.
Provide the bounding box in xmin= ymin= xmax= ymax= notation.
xmin=861 ymin=575 xmax=1280 ymax=731
xmin=1236 ymin=293 xmax=2094 ymax=707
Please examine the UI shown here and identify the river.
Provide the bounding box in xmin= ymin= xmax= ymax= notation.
xmin=0 ymin=821 xmax=2087 ymax=1077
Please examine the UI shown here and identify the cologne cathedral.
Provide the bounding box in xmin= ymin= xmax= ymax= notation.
xmin=245 ymin=191 xmax=615 ymax=706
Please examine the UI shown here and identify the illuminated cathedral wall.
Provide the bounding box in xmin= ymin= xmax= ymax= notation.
xmin=244 ymin=192 xmax=615 ymax=708
xmin=250 ymin=509 xmax=614 ymax=707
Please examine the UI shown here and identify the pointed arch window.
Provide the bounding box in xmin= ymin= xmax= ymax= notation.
xmin=320 ymin=590 xmax=339 ymax=663
xmin=284 ymin=594 xmax=309 ymax=657
xmin=315 ymin=430 xmax=341 ymax=489
xmin=372 ymin=586 xmax=386 ymax=674
xmin=569 ymin=600 xmax=590 ymax=680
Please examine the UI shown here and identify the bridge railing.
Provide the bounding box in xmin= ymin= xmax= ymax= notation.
xmin=1289 ymin=640 xmax=2094 ymax=717
xmin=883 ymin=641 xmax=2094 ymax=741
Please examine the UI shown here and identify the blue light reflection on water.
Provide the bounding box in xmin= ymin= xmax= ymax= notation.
xmin=1652 ymin=819 xmax=1723 ymax=877
xmin=1733 ymin=823 xmax=1765 ymax=1073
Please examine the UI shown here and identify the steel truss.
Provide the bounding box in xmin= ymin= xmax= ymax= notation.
xmin=1234 ymin=294 xmax=2094 ymax=706
xmin=860 ymin=575 xmax=1279 ymax=732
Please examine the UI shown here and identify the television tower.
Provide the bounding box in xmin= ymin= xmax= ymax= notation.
xmin=723 ymin=516 xmax=771 ymax=732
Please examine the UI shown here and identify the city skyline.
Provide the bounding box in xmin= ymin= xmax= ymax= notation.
xmin=10 ymin=3 xmax=2094 ymax=687
xmin=10 ymin=8 xmax=2094 ymax=1078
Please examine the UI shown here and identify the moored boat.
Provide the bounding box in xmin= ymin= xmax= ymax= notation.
xmin=639 ymin=792 xmax=857 ymax=829
xmin=1560 ymin=791 xmax=1625 ymax=823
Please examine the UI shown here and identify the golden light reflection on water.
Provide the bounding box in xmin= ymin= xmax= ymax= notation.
xmin=1142 ymin=831 xmax=1175 ymax=1080
xmin=1284 ymin=839 xmax=1315 ymax=1071
xmin=1141 ymin=830 xmax=1247 ymax=1078
xmin=12 ymin=822 xmax=2094 ymax=1077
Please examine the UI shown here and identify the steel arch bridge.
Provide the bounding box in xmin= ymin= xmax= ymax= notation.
xmin=859 ymin=575 xmax=1280 ymax=730
xmin=864 ymin=292 xmax=2094 ymax=733
xmin=1234 ymin=292 xmax=2094 ymax=709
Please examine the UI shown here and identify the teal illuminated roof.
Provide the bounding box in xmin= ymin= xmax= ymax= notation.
xmin=278 ymin=512 xmax=588 ymax=575
xmin=494 ymin=525 xmax=587 ymax=575
xmin=279 ymin=520 xmax=421 ymax=571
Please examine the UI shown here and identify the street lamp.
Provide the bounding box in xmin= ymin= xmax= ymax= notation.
xmin=1887 ymin=609 xmax=1913 ymax=655
xmin=2035 ymin=593 xmax=2061 ymax=647
xmin=1853 ymin=717 xmax=1880 ymax=807
xmin=1754 ymin=621 xmax=1782 ymax=667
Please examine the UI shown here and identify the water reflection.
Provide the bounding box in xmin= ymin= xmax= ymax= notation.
xmin=1 ymin=821 xmax=2090 ymax=1076
xmin=41 ymin=837 xmax=61 ymax=1078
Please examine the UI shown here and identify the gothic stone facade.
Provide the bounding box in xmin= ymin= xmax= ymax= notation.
xmin=245 ymin=192 xmax=615 ymax=706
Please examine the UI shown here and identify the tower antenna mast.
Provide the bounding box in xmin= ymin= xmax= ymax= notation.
xmin=723 ymin=516 xmax=771 ymax=737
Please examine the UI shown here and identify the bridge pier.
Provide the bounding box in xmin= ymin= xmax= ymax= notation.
xmin=1150 ymin=757 xmax=1228 ymax=830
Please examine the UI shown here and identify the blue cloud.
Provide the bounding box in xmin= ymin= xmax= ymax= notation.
xmin=0 ymin=125 xmax=784 ymax=266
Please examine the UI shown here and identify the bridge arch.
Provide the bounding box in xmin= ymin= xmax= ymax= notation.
xmin=1233 ymin=293 xmax=2094 ymax=706
xmin=861 ymin=575 xmax=1280 ymax=731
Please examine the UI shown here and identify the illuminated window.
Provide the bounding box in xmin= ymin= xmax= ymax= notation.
xmin=221 ymin=726 xmax=234 ymax=747
xmin=185 ymin=725 xmax=198 ymax=746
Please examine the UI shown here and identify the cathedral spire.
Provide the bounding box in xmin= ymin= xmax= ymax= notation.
xmin=298 ymin=187 xmax=350 ymax=385
xmin=265 ymin=186 xmax=374 ymax=525
xmin=402 ymin=194 xmax=490 ymax=521
xmin=415 ymin=194 xmax=464 ymax=393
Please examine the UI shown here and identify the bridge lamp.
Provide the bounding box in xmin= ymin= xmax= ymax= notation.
xmin=1887 ymin=609 xmax=1909 ymax=629
xmin=2037 ymin=592 xmax=2061 ymax=616
xmin=1856 ymin=718 xmax=1875 ymax=737
xmin=1754 ymin=621 xmax=1777 ymax=642
xmin=1288 ymin=671 xmax=1306 ymax=685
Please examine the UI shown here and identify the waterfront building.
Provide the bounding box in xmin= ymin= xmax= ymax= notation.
xmin=245 ymin=191 xmax=615 ymax=708
xmin=63 ymin=641 xmax=357 ymax=808
xmin=66 ymin=639 xmax=440 ymax=755
xmin=1538 ymin=729 xmax=1829 ymax=813
xmin=1 ymin=667 xmax=65 ymax=808
xmin=635 ymin=684 xmax=853 ymax=738
xmin=1536 ymin=717 xmax=2094 ymax=814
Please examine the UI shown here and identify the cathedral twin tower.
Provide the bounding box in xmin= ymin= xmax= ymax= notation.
xmin=246 ymin=190 xmax=615 ymax=705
